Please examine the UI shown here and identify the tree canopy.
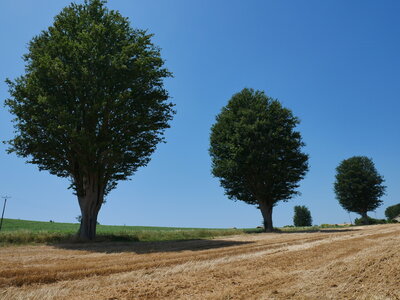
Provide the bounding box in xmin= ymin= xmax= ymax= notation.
xmin=293 ymin=205 xmax=312 ymax=227
xmin=209 ymin=88 xmax=309 ymax=231
xmin=334 ymin=156 xmax=385 ymax=224
xmin=385 ymin=203 xmax=400 ymax=221
xmin=5 ymin=0 xmax=174 ymax=239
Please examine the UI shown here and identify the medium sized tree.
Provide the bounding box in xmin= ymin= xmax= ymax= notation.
xmin=293 ymin=205 xmax=312 ymax=227
xmin=385 ymin=204 xmax=400 ymax=221
xmin=209 ymin=88 xmax=309 ymax=232
xmin=334 ymin=156 xmax=386 ymax=225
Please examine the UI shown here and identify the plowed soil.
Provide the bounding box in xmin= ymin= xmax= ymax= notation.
xmin=0 ymin=224 xmax=399 ymax=299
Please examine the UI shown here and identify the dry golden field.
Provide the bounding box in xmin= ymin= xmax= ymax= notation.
xmin=0 ymin=224 xmax=399 ymax=300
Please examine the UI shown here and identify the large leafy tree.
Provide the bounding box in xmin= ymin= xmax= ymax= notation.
xmin=5 ymin=0 xmax=174 ymax=240
xmin=334 ymin=156 xmax=386 ymax=224
xmin=209 ymin=88 xmax=309 ymax=232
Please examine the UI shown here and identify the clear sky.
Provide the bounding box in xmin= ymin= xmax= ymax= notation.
xmin=1 ymin=0 xmax=399 ymax=228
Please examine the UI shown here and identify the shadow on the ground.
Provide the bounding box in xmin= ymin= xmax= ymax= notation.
xmin=278 ymin=228 xmax=359 ymax=234
xmin=245 ymin=228 xmax=359 ymax=234
xmin=52 ymin=238 xmax=253 ymax=254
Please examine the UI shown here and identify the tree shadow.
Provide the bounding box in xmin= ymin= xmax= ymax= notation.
xmin=245 ymin=228 xmax=359 ymax=234
xmin=51 ymin=238 xmax=253 ymax=254
xmin=276 ymin=228 xmax=359 ymax=234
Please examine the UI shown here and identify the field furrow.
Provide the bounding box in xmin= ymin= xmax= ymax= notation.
xmin=0 ymin=224 xmax=399 ymax=299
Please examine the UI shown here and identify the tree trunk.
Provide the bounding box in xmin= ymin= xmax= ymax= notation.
xmin=77 ymin=174 xmax=104 ymax=240
xmin=259 ymin=201 xmax=274 ymax=232
xmin=361 ymin=212 xmax=369 ymax=225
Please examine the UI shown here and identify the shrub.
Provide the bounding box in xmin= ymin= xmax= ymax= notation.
xmin=293 ymin=205 xmax=312 ymax=227
xmin=354 ymin=216 xmax=386 ymax=226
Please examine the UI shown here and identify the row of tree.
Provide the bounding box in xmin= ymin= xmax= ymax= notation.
xmin=209 ymin=88 xmax=388 ymax=230
xmin=293 ymin=201 xmax=400 ymax=228
xmin=4 ymin=1 xmax=392 ymax=239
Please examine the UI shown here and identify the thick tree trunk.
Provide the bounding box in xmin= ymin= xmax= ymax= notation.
xmin=259 ymin=201 xmax=274 ymax=232
xmin=77 ymin=174 xmax=104 ymax=240
xmin=361 ymin=212 xmax=369 ymax=225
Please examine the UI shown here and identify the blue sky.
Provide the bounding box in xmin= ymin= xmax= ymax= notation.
xmin=1 ymin=0 xmax=399 ymax=228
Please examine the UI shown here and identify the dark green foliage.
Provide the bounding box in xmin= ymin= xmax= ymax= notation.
xmin=5 ymin=0 xmax=173 ymax=189
xmin=5 ymin=0 xmax=173 ymax=239
xmin=293 ymin=205 xmax=312 ymax=227
xmin=385 ymin=203 xmax=400 ymax=221
xmin=334 ymin=156 xmax=386 ymax=224
xmin=209 ymin=88 xmax=309 ymax=231
xmin=319 ymin=224 xmax=348 ymax=228
xmin=354 ymin=217 xmax=386 ymax=226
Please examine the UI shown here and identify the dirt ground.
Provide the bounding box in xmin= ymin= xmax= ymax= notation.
xmin=0 ymin=224 xmax=399 ymax=300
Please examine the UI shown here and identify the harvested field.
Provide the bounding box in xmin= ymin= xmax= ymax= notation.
xmin=0 ymin=224 xmax=399 ymax=299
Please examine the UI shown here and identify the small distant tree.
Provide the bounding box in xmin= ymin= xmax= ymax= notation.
xmin=334 ymin=156 xmax=386 ymax=225
xmin=209 ymin=88 xmax=309 ymax=232
xmin=385 ymin=204 xmax=400 ymax=221
xmin=293 ymin=205 xmax=312 ymax=227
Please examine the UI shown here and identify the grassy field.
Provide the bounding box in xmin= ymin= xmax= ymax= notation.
xmin=0 ymin=218 xmax=253 ymax=244
xmin=0 ymin=218 xmax=231 ymax=233
xmin=0 ymin=218 xmax=352 ymax=245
